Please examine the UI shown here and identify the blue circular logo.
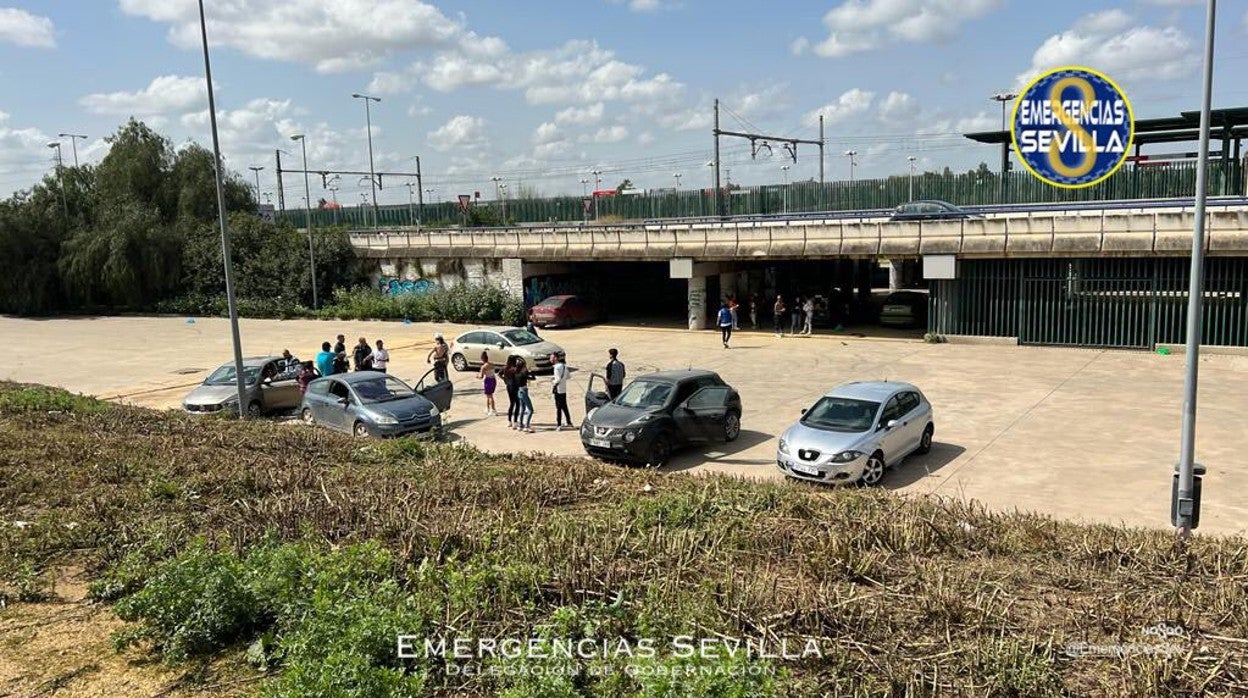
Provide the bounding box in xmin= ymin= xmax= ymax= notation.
xmin=1012 ymin=66 xmax=1134 ymax=189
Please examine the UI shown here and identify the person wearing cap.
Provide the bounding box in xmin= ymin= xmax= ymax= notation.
xmin=427 ymin=333 xmax=450 ymax=383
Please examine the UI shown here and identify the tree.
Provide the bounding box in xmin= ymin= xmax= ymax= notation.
xmin=614 ymin=178 xmax=634 ymax=193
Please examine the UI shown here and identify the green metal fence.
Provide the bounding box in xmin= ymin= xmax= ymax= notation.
xmin=930 ymin=258 xmax=1248 ymax=348
xmin=279 ymin=159 xmax=1244 ymax=229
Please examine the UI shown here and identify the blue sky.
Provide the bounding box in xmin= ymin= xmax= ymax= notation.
xmin=1 ymin=0 xmax=1244 ymax=205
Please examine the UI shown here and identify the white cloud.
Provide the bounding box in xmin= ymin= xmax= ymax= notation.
xmin=79 ymin=75 xmax=207 ymax=116
xmin=797 ymin=0 xmax=1002 ymax=58
xmin=609 ymin=0 xmax=678 ymax=11
xmin=803 ymin=88 xmax=874 ymax=127
xmin=533 ymin=122 xmax=562 ymax=145
xmin=1017 ymin=11 xmax=1198 ymax=85
xmin=589 ymin=125 xmax=628 ymax=143
xmin=180 ymin=98 xmax=294 ymax=151
xmin=0 ymin=7 xmax=55 ymax=47
xmin=648 ymin=83 xmax=791 ymax=133
xmin=555 ymin=102 xmax=605 ymax=126
xmin=366 ymin=71 xmax=414 ymax=96
xmin=427 ymin=115 xmax=488 ymax=152
xmin=119 ymin=0 xmax=463 ymax=73
xmin=879 ymin=91 xmax=919 ymax=123
xmin=636 ymin=132 xmax=655 ymax=145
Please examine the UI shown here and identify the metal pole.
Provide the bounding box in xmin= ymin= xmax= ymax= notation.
xmin=713 ymin=99 xmax=722 ymax=216
xmin=406 ymin=183 xmax=415 ymax=225
xmin=196 ymin=0 xmax=247 ymax=417
xmin=1175 ymin=0 xmax=1217 ymax=540
xmin=819 ymin=114 xmax=825 ymax=184
xmin=295 ymin=136 xmax=318 ymax=309
xmin=415 ymin=156 xmax=424 ymax=227
xmin=364 ymin=98 xmax=379 ymax=226
xmin=275 ymin=149 xmax=285 ymax=212
xmin=249 ymin=166 xmax=263 ymax=201
xmin=48 ymin=143 xmax=68 ymax=224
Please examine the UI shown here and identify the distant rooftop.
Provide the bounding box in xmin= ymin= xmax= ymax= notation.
xmin=965 ymin=107 xmax=1248 ymax=148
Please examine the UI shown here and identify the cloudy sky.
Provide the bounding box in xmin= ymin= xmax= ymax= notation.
xmin=0 ymin=1 xmax=1243 ymax=205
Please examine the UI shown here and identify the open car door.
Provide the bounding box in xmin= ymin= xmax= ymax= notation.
xmin=678 ymin=386 xmax=734 ymax=442
xmin=413 ymin=368 xmax=454 ymax=413
xmin=584 ymin=373 xmax=611 ymax=413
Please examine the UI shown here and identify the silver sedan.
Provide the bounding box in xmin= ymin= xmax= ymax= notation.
xmin=776 ymin=381 xmax=934 ymax=486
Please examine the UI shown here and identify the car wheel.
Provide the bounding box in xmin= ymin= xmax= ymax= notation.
xmin=300 ymin=407 xmax=315 ymax=425
xmin=917 ymin=424 xmax=934 ymax=454
xmin=723 ymin=412 xmax=741 ymax=442
xmin=646 ymin=435 xmax=672 ymax=469
xmin=451 ymin=353 xmax=469 ymax=372
xmin=859 ymin=452 xmax=886 ymax=487
xmin=353 ymin=421 xmax=371 ymax=438
xmin=246 ymin=401 xmax=263 ymax=417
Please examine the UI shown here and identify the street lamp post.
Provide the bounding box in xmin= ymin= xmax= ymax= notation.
xmin=57 ymin=133 xmax=87 ymax=167
xmin=195 ymin=0 xmax=247 ymax=417
xmin=46 ymin=142 xmax=68 ymax=223
xmin=499 ymin=182 xmax=508 ymax=222
xmin=290 ymin=134 xmax=318 ymax=309
xmin=248 ymin=165 xmax=264 ymax=202
xmin=780 ymin=164 xmax=790 ymax=213
xmin=1174 ymin=0 xmax=1219 ymax=540
xmin=405 ymin=182 xmax=417 ymax=225
xmin=991 ymin=92 xmax=1019 ymax=204
xmin=591 ymin=169 xmax=602 ymax=220
xmin=907 ymin=156 xmax=918 ymax=201
xmin=844 ymin=150 xmax=858 ymax=183
xmin=351 ymin=92 xmax=382 ymax=227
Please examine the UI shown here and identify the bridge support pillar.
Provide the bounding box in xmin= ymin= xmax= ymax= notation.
xmin=687 ymin=275 xmax=707 ymax=330
xmin=888 ymin=259 xmax=903 ymax=291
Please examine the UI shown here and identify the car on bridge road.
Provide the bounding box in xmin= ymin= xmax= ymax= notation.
xmin=580 ymin=369 xmax=742 ymax=469
xmin=890 ymin=200 xmax=980 ymax=221
xmin=777 ymin=381 xmax=934 ymax=486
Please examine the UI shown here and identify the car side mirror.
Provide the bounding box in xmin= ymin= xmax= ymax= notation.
xmin=337 ymin=397 xmax=349 ymax=405
xmin=497 ymin=342 xmax=505 ymax=349
xmin=885 ymin=419 xmax=898 ymax=430
xmin=800 ymin=408 xmax=807 ymax=415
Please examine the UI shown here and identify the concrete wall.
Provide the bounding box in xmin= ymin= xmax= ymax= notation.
xmin=371 ymin=257 xmax=515 ymax=295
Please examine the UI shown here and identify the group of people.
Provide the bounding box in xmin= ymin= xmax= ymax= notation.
xmin=285 ymin=334 xmax=392 ymax=393
xmin=475 ymin=347 xmax=627 ymax=433
xmin=715 ymin=293 xmax=816 ymax=347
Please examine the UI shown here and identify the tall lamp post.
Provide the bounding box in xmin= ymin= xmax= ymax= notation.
xmin=780 ymin=164 xmax=790 ymax=213
xmin=57 ymin=133 xmax=87 ymax=167
xmin=351 ymin=92 xmax=381 ymax=227
xmin=907 ymin=156 xmax=918 ymax=201
xmin=405 ymin=182 xmax=418 ymax=225
xmin=46 ymin=142 xmax=68 ymax=223
xmin=290 ymin=134 xmax=318 ymax=309
xmin=196 ymin=0 xmax=247 ymax=416
xmin=499 ymin=182 xmax=509 ymax=222
xmin=990 ymin=92 xmax=1019 ymax=203
xmin=1174 ymin=0 xmax=1218 ymax=540
xmin=248 ymin=165 xmax=264 ymax=202
xmin=844 ymin=150 xmax=858 ymax=183
xmin=591 ymin=169 xmax=602 ymax=220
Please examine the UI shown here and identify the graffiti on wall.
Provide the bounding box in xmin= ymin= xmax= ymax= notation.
xmin=379 ymin=277 xmax=438 ymax=295
xmin=524 ymin=274 xmax=599 ymax=308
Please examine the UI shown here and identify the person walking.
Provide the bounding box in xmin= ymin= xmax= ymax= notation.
xmin=503 ymin=357 xmax=521 ymax=428
xmin=803 ymin=297 xmax=815 ymax=335
xmin=605 ymin=349 xmax=626 ymax=399
xmin=791 ymin=295 xmax=804 ymax=336
xmin=297 ymin=361 xmax=316 ymax=394
xmin=717 ymin=302 xmax=734 ymax=349
xmin=427 ymin=333 xmax=450 ymax=383
xmin=353 ymin=337 xmax=373 ymax=372
xmin=372 ymin=339 xmax=389 ymax=373
xmin=315 ymin=342 xmax=335 ymax=378
xmin=479 ymin=351 xmax=497 ymax=416
xmin=749 ymin=293 xmax=759 ymax=329
xmin=773 ymin=295 xmax=787 ymax=337
xmin=550 ymin=353 xmax=572 ymax=430
xmin=727 ymin=295 xmax=739 ymax=330
xmin=515 ymin=360 xmax=535 ymax=433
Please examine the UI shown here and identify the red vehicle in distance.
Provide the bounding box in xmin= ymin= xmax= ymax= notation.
xmin=528 ymin=295 xmax=603 ymax=329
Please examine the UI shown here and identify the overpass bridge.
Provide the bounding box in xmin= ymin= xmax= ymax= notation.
xmin=348 ymin=198 xmax=1248 ymax=350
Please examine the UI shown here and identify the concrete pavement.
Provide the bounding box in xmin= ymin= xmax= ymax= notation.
xmin=2 ymin=314 xmax=1245 ymax=535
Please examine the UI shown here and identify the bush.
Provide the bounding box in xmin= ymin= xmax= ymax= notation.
xmin=324 ymin=284 xmax=524 ymax=325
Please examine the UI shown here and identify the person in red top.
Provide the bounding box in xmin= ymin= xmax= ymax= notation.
xmin=296 ymin=361 xmax=317 ymax=394
xmin=727 ymin=295 xmax=740 ymax=330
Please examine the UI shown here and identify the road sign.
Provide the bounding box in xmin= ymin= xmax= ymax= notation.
xmin=582 ymin=197 xmax=592 ymax=214
xmin=457 ymin=195 xmax=472 ymax=212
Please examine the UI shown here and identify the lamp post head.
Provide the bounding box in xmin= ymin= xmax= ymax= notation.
xmin=991 ymin=92 xmax=1018 ymax=103
xmin=352 ymin=93 xmax=380 ymax=102
xmin=290 ymin=134 xmax=305 ymax=142
xmin=908 ymin=156 xmax=917 ymax=162
xmin=46 ymin=141 xmax=59 ymax=149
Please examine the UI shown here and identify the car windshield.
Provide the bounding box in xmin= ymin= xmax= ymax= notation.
xmin=801 ymin=396 xmax=880 ymax=433
xmin=502 ymin=329 xmax=542 ymax=345
xmin=613 ymin=380 xmax=673 ymax=409
xmin=204 ymin=364 xmax=261 ymax=386
xmin=537 ymin=297 xmax=566 ymax=308
xmin=351 ymin=375 xmax=417 ymax=404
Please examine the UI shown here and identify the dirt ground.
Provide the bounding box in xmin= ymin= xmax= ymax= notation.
xmin=3 ymin=314 xmax=1247 ymax=536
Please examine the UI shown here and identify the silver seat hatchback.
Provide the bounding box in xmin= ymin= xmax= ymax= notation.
xmin=777 ymin=381 xmax=934 ymax=486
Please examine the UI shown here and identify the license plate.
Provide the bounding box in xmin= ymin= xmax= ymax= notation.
xmin=589 ymin=438 xmax=612 ymax=448
xmin=790 ymin=463 xmax=822 ymax=477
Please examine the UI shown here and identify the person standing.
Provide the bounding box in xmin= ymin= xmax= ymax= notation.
xmin=773 ymin=295 xmax=787 ymax=338
xmin=717 ymin=302 xmax=734 ymax=349
xmin=333 ymin=350 xmax=350 ymax=375
xmin=605 ymin=349 xmax=626 ymax=399
xmin=503 ymin=357 xmax=521 ymax=428
xmin=803 ymin=297 xmax=815 ymax=335
xmin=279 ymin=349 xmax=301 ymax=377
xmin=791 ymin=296 xmax=804 ymax=336
xmin=333 ymin=334 xmax=346 ymax=355
xmin=727 ymin=295 xmax=739 ymax=330
xmin=550 ymin=353 xmax=572 ymax=430
xmin=749 ymin=293 xmax=759 ymax=329
xmin=353 ymin=337 xmax=373 ymax=371
xmin=427 ymin=333 xmax=450 ymax=383
xmin=315 ymin=342 xmax=335 ymax=378
xmin=297 ymin=361 xmax=316 ymax=394
xmin=479 ymin=351 xmax=497 ymax=416
xmin=372 ymin=339 xmax=390 ymax=373
xmin=515 ymin=360 xmax=535 ymax=433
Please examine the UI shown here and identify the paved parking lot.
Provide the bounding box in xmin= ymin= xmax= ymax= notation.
xmin=3 ymin=314 xmax=1246 ymax=535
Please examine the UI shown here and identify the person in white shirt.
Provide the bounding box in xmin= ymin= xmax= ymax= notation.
xmin=802 ymin=298 xmax=815 ymax=335
xmin=551 ymin=353 xmax=572 ymax=430
xmin=372 ymin=339 xmax=390 ymax=373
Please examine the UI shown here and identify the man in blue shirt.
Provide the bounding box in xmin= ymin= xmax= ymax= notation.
xmin=717 ymin=302 xmax=734 ymax=349
xmin=315 ymin=341 xmax=335 ymax=378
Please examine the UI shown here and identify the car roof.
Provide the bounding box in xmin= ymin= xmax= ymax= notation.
xmin=825 ymin=380 xmax=920 ymax=401
xmin=635 ymin=369 xmax=720 ymax=384
xmin=459 ymin=326 xmax=524 ymax=335
xmin=331 ymin=372 xmax=403 ymax=385
xmin=230 ymin=356 xmax=279 ymax=367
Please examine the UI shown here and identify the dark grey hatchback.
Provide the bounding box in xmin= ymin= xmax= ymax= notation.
xmin=580 ymin=370 xmax=743 ymax=468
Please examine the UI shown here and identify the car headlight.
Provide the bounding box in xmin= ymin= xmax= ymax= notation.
xmin=830 ymin=450 xmax=865 ymax=463
xmin=429 ymin=405 xmax=440 ymax=417
xmin=623 ymin=431 xmax=637 ymax=443
xmin=778 ymin=438 xmax=791 ymax=455
xmin=587 ymin=408 xmax=598 ymax=421
xmin=372 ymin=414 xmax=398 ymax=425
